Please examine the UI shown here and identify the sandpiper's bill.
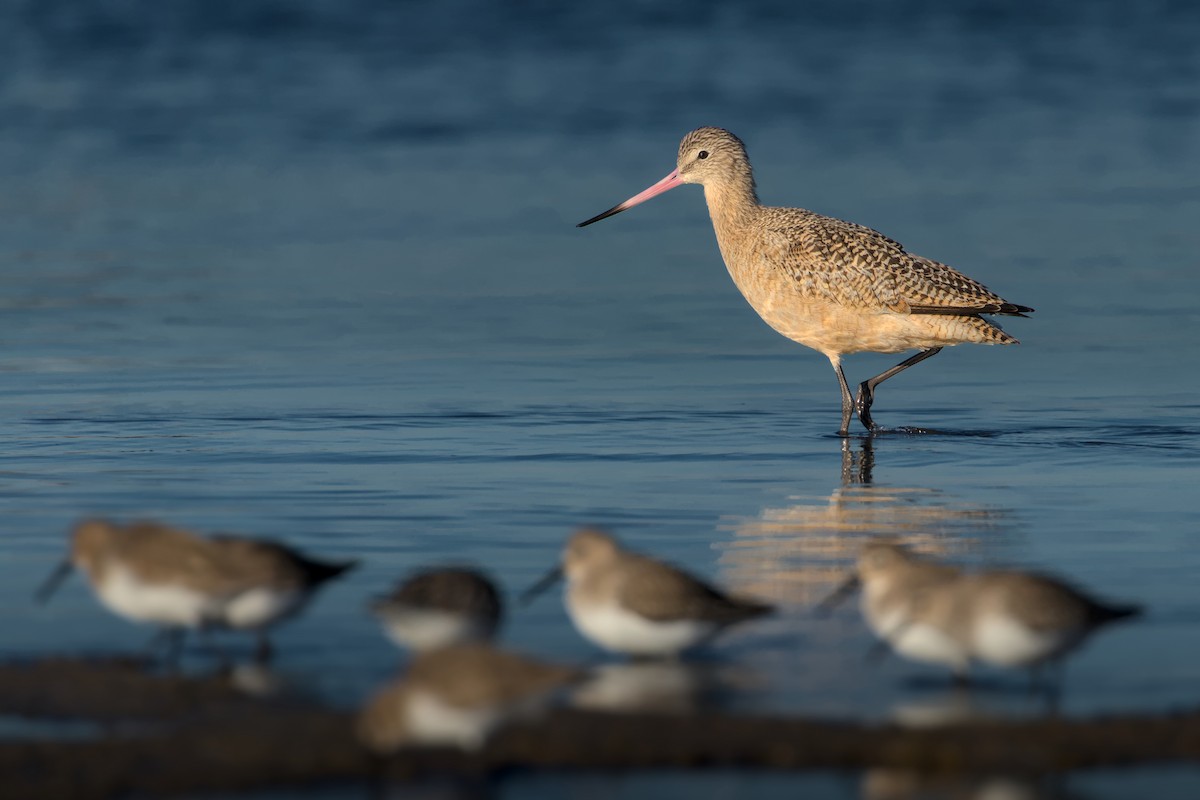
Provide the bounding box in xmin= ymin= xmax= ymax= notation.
xmin=37 ymin=519 xmax=357 ymax=662
xmin=524 ymin=527 xmax=773 ymax=658
xmin=370 ymin=567 xmax=503 ymax=652
xmin=356 ymin=641 xmax=583 ymax=752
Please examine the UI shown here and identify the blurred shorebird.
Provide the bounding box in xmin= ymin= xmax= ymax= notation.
xmin=822 ymin=539 xmax=1141 ymax=688
xmin=578 ymin=127 xmax=1033 ymax=435
xmin=523 ymin=527 xmax=772 ymax=658
xmin=939 ymin=569 xmax=1142 ymax=684
xmin=820 ymin=540 xmax=966 ymax=671
xmin=357 ymin=641 xmax=582 ymax=752
xmin=370 ymin=567 xmax=503 ymax=652
xmin=37 ymin=519 xmax=356 ymax=663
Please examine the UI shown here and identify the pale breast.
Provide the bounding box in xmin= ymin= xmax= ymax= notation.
xmin=95 ymin=563 xmax=216 ymax=627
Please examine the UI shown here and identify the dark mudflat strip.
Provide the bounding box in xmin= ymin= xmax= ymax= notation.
xmin=2 ymin=657 xmax=1199 ymax=798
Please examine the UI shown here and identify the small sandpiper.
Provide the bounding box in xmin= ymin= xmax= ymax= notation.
xmin=820 ymin=540 xmax=968 ymax=673
xmin=357 ymin=641 xmax=583 ymax=752
xmin=37 ymin=518 xmax=357 ymax=662
xmin=945 ymin=569 xmax=1141 ymax=683
xmin=370 ymin=567 xmax=503 ymax=652
xmin=523 ymin=527 xmax=773 ymax=658
xmin=822 ymin=539 xmax=1141 ymax=686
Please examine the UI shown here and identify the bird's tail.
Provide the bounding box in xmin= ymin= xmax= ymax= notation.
xmin=1091 ymin=601 xmax=1142 ymax=626
xmin=304 ymin=558 xmax=359 ymax=585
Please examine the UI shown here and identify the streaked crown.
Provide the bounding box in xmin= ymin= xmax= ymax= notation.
xmin=676 ymin=126 xmax=754 ymax=190
xmin=562 ymin=527 xmax=622 ymax=578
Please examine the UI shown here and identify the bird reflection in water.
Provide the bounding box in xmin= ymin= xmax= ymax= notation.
xmin=862 ymin=769 xmax=1080 ymax=800
xmin=359 ymin=568 xmax=582 ymax=754
xmin=718 ymin=439 xmax=1010 ymax=609
xmin=357 ymin=642 xmax=583 ymax=753
xmin=571 ymin=660 xmax=761 ymax=715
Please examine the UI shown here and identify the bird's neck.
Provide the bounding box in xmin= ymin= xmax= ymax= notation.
xmin=702 ymin=177 xmax=759 ymax=239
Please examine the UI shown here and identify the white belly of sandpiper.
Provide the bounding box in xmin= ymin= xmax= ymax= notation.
xmin=221 ymin=587 xmax=301 ymax=630
xmin=94 ymin=564 xmax=214 ymax=628
xmin=891 ymin=622 xmax=968 ymax=670
xmin=864 ymin=595 xmax=967 ymax=670
xmin=971 ymin=614 xmax=1075 ymax=668
xmin=568 ymin=599 xmax=715 ymax=657
xmin=380 ymin=609 xmax=483 ymax=651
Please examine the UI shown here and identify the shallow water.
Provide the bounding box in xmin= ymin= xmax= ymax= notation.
xmin=2 ymin=0 xmax=1199 ymax=796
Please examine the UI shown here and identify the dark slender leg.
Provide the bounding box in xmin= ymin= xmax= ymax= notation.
xmin=1042 ymin=660 xmax=1064 ymax=715
xmin=153 ymin=628 xmax=184 ymax=670
xmin=255 ymin=632 xmax=274 ymax=664
xmin=833 ymin=362 xmax=854 ymax=436
xmin=199 ymin=627 xmax=231 ymax=669
xmin=855 ymin=347 xmax=944 ymax=431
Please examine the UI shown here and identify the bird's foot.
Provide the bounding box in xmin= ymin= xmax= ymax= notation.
xmin=854 ymin=385 xmax=879 ymax=432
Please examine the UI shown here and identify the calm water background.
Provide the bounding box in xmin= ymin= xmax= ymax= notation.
xmin=2 ymin=0 xmax=1199 ymax=796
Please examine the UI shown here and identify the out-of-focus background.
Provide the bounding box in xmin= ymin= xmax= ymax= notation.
xmin=1 ymin=1 xmax=1199 ymax=796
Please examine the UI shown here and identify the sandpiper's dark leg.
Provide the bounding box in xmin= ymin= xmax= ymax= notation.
xmin=199 ymin=626 xmax=231 ymax=669
xmin=152 ymin=627 xmax=185 ymax=669
xmin=255 ymin=632 xmax=274 ymax=664
xmin=833 ymin=362 xmax=854 ymax=436
xmin=1028 ymin=664 xmax=1043 ymax=695
xmin=855 ymin=347 xmax=944 ymax=431
xmin=1042 ymin=660 xmax=1065 ymax=714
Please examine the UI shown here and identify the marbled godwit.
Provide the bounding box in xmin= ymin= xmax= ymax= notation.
xmin=523 ymin=527 xmax=772 ymax=658
xmin=578 ymin=127 xmax=1033 ymax=435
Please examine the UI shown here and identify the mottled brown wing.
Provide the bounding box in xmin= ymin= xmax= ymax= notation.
xmin=121 ymin=521 xmax=242 ymax=590
xmin=207 ymin=536 xmax=315 ymax=590
xmin=618 ymin=557 xmax=771 ymax=625
xmin=761 ymin=212 xmax=910 ymax=311
xmin=902 ymin=256 xmax=1032 ymax=316
xmin=762 ymin=210 xmax=1031 ymax=316
xmin=984 ymin=572 xmax=1090 ymax=632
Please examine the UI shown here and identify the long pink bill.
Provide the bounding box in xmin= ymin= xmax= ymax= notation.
xmin=577 ymin=168 xmax=683 ymax=228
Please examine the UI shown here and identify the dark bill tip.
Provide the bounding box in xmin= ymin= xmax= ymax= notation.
xmin=519 ymin=565 xmax=564 ymax=606
xmin=814 ymin=573 xmax=861 ymax=615
xmin=34 ymin=559 xmax=74 ymax=605
xmin=577 ymin=203 xmax=627 ymax=228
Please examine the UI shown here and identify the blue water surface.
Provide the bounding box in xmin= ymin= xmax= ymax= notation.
xmin=1 ymin=1 xmax=1199 ymax=797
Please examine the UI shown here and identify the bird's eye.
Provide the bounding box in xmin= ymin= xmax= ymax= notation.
xmin=697 ymin=150 xmax=709 ymax=160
